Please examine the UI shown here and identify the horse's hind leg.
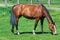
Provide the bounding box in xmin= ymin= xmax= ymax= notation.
xmin=11 ymin=25 xmax=14 ymax=33
xmin=33 ymin=18 xmax=39 ymax=35
xmin=15 ymin=17 xmax=20 ymax=35
xmin=15 ymin=16 xmax=21 ymax=35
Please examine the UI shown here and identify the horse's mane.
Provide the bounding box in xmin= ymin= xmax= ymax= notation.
xmin=41 ymin=4 xmax=54 ymax=23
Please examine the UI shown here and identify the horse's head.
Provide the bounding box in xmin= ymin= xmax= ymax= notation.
xmin=49 ymin=22 xmax=57 ymax=35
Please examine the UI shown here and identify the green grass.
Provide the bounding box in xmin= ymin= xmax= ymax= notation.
xmin=0 ymin=0 xmax=60 ymax=4
xmin=0 ymin=0 xmax=60 ymax=8
xmin=0 ymin=7 xmax=60 ymax=40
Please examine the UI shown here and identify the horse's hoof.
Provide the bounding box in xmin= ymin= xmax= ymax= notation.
xmin=33 ymin=30 xmax=35 ymax=35
xmin=33 ymin=32 xmax=35 ymax=35
xmin=17 ymin=32 xmax=20 ymax=35
xmin=14 ymin=32 xmax=20 ymax=35
xmin=41 ymin=32 xmax=44 ymax=34
xmin=16 ymin=32 xmax=20 ymax=35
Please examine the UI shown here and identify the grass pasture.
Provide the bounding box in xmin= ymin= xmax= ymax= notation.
xmin=0 ymin=6 xmax=60 ymax=40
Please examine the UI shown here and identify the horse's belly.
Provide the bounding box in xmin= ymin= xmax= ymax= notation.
xmin=34 ymin=13 xmax=43 ymax=18
xmin=23 ymin=14 xmax=34 ymax=18
xmin=22 ymin=13 xmax=42 ymax=19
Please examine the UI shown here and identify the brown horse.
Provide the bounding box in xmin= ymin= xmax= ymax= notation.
xmin=10 ymin=4 xmax=56 ymax=35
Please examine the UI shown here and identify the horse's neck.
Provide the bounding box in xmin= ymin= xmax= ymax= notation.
xmin=44 ymin=8 xmax=53 ymax=24
xmin=46 ymin=14 xmax=53 ymax=24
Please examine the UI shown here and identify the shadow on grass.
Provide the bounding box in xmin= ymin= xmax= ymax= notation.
xmin=14 ymin=32 xmax=53 ymax=35
xmin=20 ymin=32 xmax=52 ymax=34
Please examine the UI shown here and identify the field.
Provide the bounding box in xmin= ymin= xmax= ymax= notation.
xmin=0 ymin=5 xmax=60 ymax=40
xmin=0 ymin=0 xmax=60 ymax=4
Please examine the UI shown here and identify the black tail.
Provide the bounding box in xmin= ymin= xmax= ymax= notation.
xmin=10 ymin=7 xmax=17 ymax=25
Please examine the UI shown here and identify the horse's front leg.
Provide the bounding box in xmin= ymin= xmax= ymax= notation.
xmin=40 ymin=17 xmax=44 ymax=33
xmin=33 ymin=18 xmax=39 ymax=35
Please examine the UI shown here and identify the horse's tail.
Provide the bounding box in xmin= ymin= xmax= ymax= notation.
xmin=10 ymin=6 xmax=17 ymax=25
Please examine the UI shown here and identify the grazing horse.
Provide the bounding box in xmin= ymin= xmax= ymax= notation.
xmin=10 ymin=4 xmax=56 ymax=35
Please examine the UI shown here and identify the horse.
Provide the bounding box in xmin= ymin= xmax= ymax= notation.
xmin=10 ymin=4 xmax=56 ymax=35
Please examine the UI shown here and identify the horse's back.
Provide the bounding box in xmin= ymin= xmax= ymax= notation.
xmin=13 ymin=4 xmax=44 ymax=18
